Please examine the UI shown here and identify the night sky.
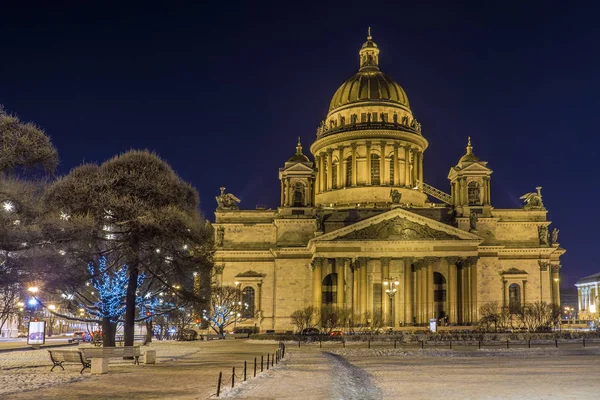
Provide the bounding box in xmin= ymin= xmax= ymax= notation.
xmin=1 ymin=1 xmax=598 ymax=288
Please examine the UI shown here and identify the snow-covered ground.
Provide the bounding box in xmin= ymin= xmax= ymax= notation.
xmin=3 ymin=340 xmax=600 ymax=399
xmin=223 ymin=346 xmax=600 ymax=399
xmin=0 ymin=341 xmax=201 ymax=396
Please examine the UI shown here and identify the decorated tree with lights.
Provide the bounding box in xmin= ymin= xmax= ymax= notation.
xmin=203 ymin=285 xmax=252 ymax=335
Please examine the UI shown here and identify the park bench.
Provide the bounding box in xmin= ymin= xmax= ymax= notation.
xmin=48 ymin=350 xmax=91 ymax=374
xmin=80 ymin=346 xmax=141 ymax=374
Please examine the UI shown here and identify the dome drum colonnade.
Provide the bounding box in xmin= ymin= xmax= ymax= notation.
xmin=310 ymin=31 xmax=428 ymax=207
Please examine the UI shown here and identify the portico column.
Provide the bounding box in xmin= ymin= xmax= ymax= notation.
xmin=522 ymin=280 xmax=527 ymax=305
xmin=380 ymin=141 xmax=386 ymax=185
xmin=578 ymin=288 xmax=582 ymax=312
xmin=551 ymin=265 xmax=560 ymax=305
xmin=312 ymin=258 xmax=323 ymax=308
xmin=280 ymin=179 xmax=285 ymax=206
xmin=326 ymin=149 xmax=333 ymax=191
xmin=352 ymin=261 xmax=359 ymax=314
xmin=404 ymin=259 xmax=413 ymax=325
xmin=366 ymin=142 xmax=372 ymax=185
xmin=359 ymin=258 xmax=368 ymax=315
xmin=393 ymin=144 xmax=400 ymax=186
xmin=462 ymin=177 xmax=468 ymax=206
xmin=381 ymin=258 xmax=390 ymax=325
xmin=286 ymin=178 xmax=292 ymax=207
xmin=345 ymin=259 xmax=353 ymax=310
xmin=404 ymin=146 xmax=411 ymax=188
xmin=351 ymin=143 xmax=357 ymax=186
xmin=470 ymin=258 xmax=478 ymax=322
xmin=336 ymin=258 xmax=345 ymax=309
xmin=487 ymin=178 xmax=491 ymax=204
xmin=426 ymin=262 xmax=433 ymax=320
xmin=447 ymin=259 xmax=457 ymax=323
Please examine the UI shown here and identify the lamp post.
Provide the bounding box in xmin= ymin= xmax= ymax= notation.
xmin=383 ymin=277 xmax=400 ymax=327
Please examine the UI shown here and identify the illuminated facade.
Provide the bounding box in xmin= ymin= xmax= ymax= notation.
xmin=214 ymin=33 xmax=565 ymax=330
xmin=575 ymin=273 xmax=599 ymax=320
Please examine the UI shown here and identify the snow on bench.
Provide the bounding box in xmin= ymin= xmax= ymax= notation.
xmin=48 ymin=350 xmax=91 ymax=374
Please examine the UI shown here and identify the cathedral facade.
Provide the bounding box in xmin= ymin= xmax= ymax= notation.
xmin=213 ymin=33 xmax=565 ymax=330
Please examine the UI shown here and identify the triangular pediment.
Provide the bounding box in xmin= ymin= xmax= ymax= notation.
xmin=280 ymin=163 xmax=315 ymax=173
xmin=311 ymin=208 xmax=482 ymax=243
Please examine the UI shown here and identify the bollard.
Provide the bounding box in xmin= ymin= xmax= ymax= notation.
xmin=343 ymin=339 xmax=346 ymax=348
xmin=244 ymin=360 xmax=247 ymax=381
xmin=298 ymin=339 xmax=301 ymax=348
xmin=394 ymin=339 xmax=397 ymax=349
xmin=261 ymin=355 xmax=264 ymax=372
xmin=583 ymin=337 xmax=586 ymax=347
xmin=506 ymin=339 xmax=509 ymax=349
xmin=266 ymin=354 xmax=270 ymax=370
xmin=368 ymin=339 xmax=371 ymax=349
xmin=217 ymin=371 xmax=222 ymax=397
xmin=478 ymin=340 xmax=481 ymax=350
xmin=272 ymin=353 xmax=275 ymax=367
xmin=421 ymin=340 xmax=424 ymax=349
xmin=254 ymin=357 xmax=257 ymax=377
xmin=276 ymin=350 xmax=279 ymax=364
xmin=320 ymin=338 xmax=322 ymax=348
xmin=555 ymin=338 xmax=558 ymax=348
xmin=450 ymin=340 xmax=452 ymax=350
xmin=528 ymin=339 xmax=531 ymax=349
xmin=283 ymin=343 xmax=286 ymax=358
xmin=232 ymin=367 xmax=235 ymax=389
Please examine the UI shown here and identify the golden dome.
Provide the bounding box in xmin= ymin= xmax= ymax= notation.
xmin=458 ymin=137 xmax=480 ymax=164
xmin=328 ymin=30 xmax=410 ymax=112
xmin=328 ymin=71 xmax=409 ymax=112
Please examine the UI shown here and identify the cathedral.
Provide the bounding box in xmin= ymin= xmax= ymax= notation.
xmin=213 ymin=32 xmax=565 ymax=330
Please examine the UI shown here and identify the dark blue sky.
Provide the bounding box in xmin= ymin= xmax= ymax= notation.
xmin=1 ymin=1 xmax=598 ymax=287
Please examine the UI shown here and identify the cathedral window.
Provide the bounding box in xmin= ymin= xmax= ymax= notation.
xmin=468 ymin=181 xmax=481 ymax=205
xmin=389 ymin=158 xmax=394 ymax=185
xmin=371 ymin=154 xmax=380 ymax=185
xmin=345 ymin=156 xmax=352 ymax=186
xmin=241 ymin=287 xmax=255 ymax=318
xmin=360 ymin=113 xmax=367 ymax=123
xmin=293 ymin=182 xmax=305 ymax=207
xmin=509 ymin=283 xmax=521 ymax=314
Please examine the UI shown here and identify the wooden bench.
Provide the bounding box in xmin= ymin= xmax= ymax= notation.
xmin=80 ymin=346 xmax=141 ymax=374
xmin=48 ymin=350 xmax=91 ymax=374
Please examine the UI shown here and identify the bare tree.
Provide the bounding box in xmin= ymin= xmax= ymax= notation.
xmin=202 ymin=285 xmax=252 ymax=335
xmin=290 ymin=306 xmax=319 ymax=333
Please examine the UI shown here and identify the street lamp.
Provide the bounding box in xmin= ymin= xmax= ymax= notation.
xmin=383 ymin=277 xmax=400 ymax=327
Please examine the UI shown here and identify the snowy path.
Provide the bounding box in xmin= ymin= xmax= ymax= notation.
xmin=222 ymin=349 xmax=382 ymax=399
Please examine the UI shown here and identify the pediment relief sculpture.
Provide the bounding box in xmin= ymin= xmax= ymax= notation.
xmin=335 ymin=216 xmax=460 ymax=241
xmin=501 ymin=267 xmax=528 ymax=275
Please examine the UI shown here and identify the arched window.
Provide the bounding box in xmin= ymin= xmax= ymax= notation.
xmin=509 ymin=284 xmax=521 ymax=314
xmin=322 ymin=273 xmax=337 ymax=305
xmin=241 ymin=287 xmax=255 ymax=318
xmin=293 ymin=182 xmax=305 ymax=207
xmin=468 ymin=181 xmax=481 ymax=205
xmin=389 ymin=158 xmax=395 ymax=185
xmin=345 ymin=156 xmax=352 ymax=186
xmin=371 ymin=154 xmax=380 ymax=185
xmin=331 ymin=162 xmax=338 ymax=189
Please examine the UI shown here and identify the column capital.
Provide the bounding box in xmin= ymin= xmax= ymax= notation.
xmin=351 ymin=142 xmax=358 ymax=150
xmin=379 ymin=140 xmax=387 ymax=147
xmin=311 ymin=257 xmax=325 ymax=271
xmin=327 ymin=148 xmax=334 ymax=155
xmin=380 ymin=257 xmax=391 ymax=267
xmin=365 ymin=141 xmax=372 ymax=148
xmin=444 ymin=256 xmax=461 ymax=265
xmin=538 ymin=260 xmax=549 ymax=271
xmin=393 ymin=142 xmax=399 ymax=149
xmin=214 ymin=265 xmax=224 ymax=274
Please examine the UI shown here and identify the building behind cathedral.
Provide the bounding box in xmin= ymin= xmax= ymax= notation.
xmin=214 ymin=32 xmax=565 ymax=331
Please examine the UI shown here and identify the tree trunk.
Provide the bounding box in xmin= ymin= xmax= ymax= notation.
xmin=144 ymin=319 xmax=153 ymax=344
xmin=124 ymin=265 xmax=138 ymax=347
xmin=102 ymin=317 xmax=116 ymax=347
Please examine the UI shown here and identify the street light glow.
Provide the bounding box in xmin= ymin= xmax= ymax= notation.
xmin=2 ymin=201 xmax=14 ymax=212
xmin=28 ymin=286 xmax=39 ymax=293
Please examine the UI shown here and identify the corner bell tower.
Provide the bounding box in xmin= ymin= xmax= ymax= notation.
xmin=279 ymin=138 xmax=317 ymax=211
xmin=448 ymin=137 xmax=493 ymax=216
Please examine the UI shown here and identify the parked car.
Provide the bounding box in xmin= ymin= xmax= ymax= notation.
xmin=71 ymin=331 xmax=92 ymax=342
xmin=300 ymin=328 xmax=320 ymax=336
xmin=233 ymin=327 xmax=257 ymax=335
xmin=17 ymin=331 xmax=27 ymax=338
xmin=330 ymin=330 xmax=343 ymax=337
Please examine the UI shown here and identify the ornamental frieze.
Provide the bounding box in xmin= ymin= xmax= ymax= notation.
xmin=335 ymin=216 xmax=460 ymax=241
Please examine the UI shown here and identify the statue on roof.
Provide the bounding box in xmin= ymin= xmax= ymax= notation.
xmin=390 ymin=189 xmax=402 ymax=204
xmin=552 ymin=228 xmax=559 ymax=244
xmin=538 ymin=225 xmax=549 ymax=246
xmin=520 ymin=186 xmax=545 ymax=210
xmin=469 ymin=211 xmax=478 ymax=232
xmin=216 ymin=187 xmax=241 ymax=211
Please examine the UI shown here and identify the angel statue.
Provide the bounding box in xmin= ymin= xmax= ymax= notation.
xmin=390 ymin=189 xmax=402 ymax=204
xmin=215 ymin=187 xmax=241 ymax=211
xmin=552 ymin=228 xmax=559 ymax=244
xmin=520 ymin=186 xmax=545 ymax=210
